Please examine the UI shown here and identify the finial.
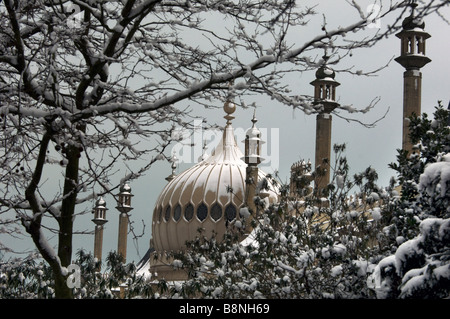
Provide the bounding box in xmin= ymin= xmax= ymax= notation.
xmin=408 ymin=0 xmax=418 ymax=10
xmin=223 ymin=100 xmax=236 ymax=126
xmin=407 ymin=0 xmax=419 ymax=17
xmin=251 ymin=108 xmax=257 ymax=127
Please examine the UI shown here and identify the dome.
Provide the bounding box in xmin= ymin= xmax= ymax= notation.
xmin=314 ymin=55 xmax=336 ymax=80
xmin=315 ymin=65 xmax=336 ymax=80
xmin=119 ymin=183 xmax=132 ymax=194
xmin=95 ymin=196 xmax=106 ymax=208
xmin=402 ymin=3 xmax=425 ymax=30
xmin=402 ymin=15 xmax=425 ymax=30
xmin=150 ymin=105 xmax=278 ymax=253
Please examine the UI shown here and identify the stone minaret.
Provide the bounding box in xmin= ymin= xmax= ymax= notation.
xmin=116 ymin=183 xmax=133 ymax=262
xmin=92 ymin=197 xmax=108 ymax=263
xmin=310 ymin=55 xmax=340 ymax=193
xmin=244 ymin=109 xmax=263 ymax=215
xmin=395 ymin=2 xmax=431 ymax=155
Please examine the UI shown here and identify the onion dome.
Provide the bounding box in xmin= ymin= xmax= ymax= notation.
xmin=150 ymin=102 xmax=278 ymax=253
xmin=315 ymin=60 xmax=336 ymax=81
xmin=95 ymin=196 xmax=107 ymax=208
xmin=402 ymin=2 xmax=425 ymax=30
xmin=119 ymin=183 xmax=132 ymax=194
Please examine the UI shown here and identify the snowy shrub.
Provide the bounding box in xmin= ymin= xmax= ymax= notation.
xmin=0 ymin=250 xmax=158 ymax=299
xmin=372 ymin=218 xmax=449 ymax=299
xmin=371 ymin=105 xmax=450 ymax=298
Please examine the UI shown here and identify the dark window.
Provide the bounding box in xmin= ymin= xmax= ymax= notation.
xmin=173 ymin=204 xmax=181 ymax=222
xmin=210 ymin=203 xmax=222 ymax=221
xmin=184 ymin=203 xmax=194 ymax=222
xmin=225 ymin=204 xmax=237 ymax=222
xmin=197 ymin=202 xmax=208 ymax=222
xmin=164 ymin=205 xmax=171 ymax=222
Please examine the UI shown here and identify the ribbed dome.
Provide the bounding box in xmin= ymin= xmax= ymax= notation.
xmin=151 ymin=107 xmax=278 ymax=253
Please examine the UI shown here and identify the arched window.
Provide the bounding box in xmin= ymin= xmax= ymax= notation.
xmin=325 ymin=85 xmax=331 ymax=99
xmin=210 ymin=203 xmax=222 ymax=221
xmin=184 ymin=203 xmax=194 ymax=222
xmin=197 ymin=202 xmax=208 ymax=222
xmin=225 ymin=204 xmax=237 ymax=222
xmin=164 ymin=205 xmax=171 ymax=222
xmin=158 ymin=207 xmax=163 ymax=223
xmin=173 ymin=204 xmax=181 ymax=222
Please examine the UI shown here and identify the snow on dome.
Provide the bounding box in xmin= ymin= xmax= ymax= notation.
xmin=95 ymin=196 xmax=106 ymax=208
xmin=119 ymin=183 xmax=132 ymax=193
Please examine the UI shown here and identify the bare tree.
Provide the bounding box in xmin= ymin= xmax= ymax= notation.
xmin=0 ymin=0 xmax=448 ymax=298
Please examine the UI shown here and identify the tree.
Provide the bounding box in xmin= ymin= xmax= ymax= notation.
xmin=0 ymin=0 xmax=448 ymax=298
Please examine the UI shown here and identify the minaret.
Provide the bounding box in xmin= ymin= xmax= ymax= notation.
xmin=310 ymin=55 xmax=340 ymax=193
xmin=92 ymin=197 xmax=108 ymax=263
xmin=243 ymin=109 xmax=264 ymax=214
xmin=116 ymin=183 xmax=133 ymax=262
xmin=395 ymin=1 xmax=431 ymax=155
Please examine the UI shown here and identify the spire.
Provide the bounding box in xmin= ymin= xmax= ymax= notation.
xmin=243 ymin=108 xmax=264 ymax=215
xmin=244 ymin=108 xmax=264 ymax=165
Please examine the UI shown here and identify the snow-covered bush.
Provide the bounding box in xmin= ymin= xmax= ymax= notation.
xmin=0 ymin=250 xmax=157 ymax=299
xmin=371 ymin=218 xmax=449 ymax=299
xmin=372 ymin=104 xmax=450 ymax=298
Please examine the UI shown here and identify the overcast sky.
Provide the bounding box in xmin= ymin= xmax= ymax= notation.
xmin=3 ymin=1 xmax=449 ymax=266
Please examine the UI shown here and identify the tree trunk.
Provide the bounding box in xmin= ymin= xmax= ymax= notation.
xmin=54 ymin=146 xmax=81 ymax=299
